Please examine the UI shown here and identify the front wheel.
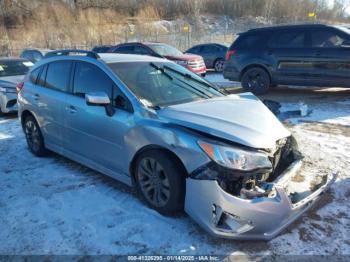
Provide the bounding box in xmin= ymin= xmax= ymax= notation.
xmin=23 ymin=115 xmax=47 ymax=156
xmin=241 ymin=67 xmax=270 ymax=95
xmin=135 ymin=150 xmax=185 ymax=215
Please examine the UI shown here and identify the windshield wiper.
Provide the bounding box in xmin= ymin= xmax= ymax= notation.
xmin=163 ymin=65 xmax=219 ymax=90
xmin=149 ymin=63 xmax=211 ymax=99
xmin=150 ymin=63 xmax=173 ymax=80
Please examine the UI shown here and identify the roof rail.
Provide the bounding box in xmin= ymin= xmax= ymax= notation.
xmin=44 ymin=49 xmax=100 ymax=59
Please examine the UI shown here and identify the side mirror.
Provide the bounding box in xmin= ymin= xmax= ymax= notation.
xmin=85 ymin=92 xmax=111 ymax=105
xmin=85 ymin=92 xmax=115 ymax=117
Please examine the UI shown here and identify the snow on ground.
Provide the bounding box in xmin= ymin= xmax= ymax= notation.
xmin=0 ymin=88 xmax=350 ymax=256
xmin=204 ymin=72 xmax=240 ymax=89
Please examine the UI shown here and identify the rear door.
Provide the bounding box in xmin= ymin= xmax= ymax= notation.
xmin=32 ymin=60 xmax=72 ymax=150
xmin=306 ymin=28 xmax=350 ymax=86
xmin=63 ymin=61 xmax=134 ymax=177
xmin=267 ymin=29 xmax=310 ymax=85
xmin=200 ymin=45 xmax=221 ymax=68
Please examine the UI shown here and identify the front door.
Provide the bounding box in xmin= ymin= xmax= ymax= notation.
xmin=306 ymin=28 xmax=350 ymax=87
xmin=62 ymin=61 xmax=134 ymax=177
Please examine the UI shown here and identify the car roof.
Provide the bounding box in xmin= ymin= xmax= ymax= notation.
xmin=189 ymin=43 xmax=228 ymax=48
xmin=37 ymin=53 xmax=168 ymax=65
xmin=98 ymin=53 xmax=167 ymax=63
xmin=245 ymin=23 xmax=332 ymax=33
xmin=22 ymin=48 xmax=53 ymax=54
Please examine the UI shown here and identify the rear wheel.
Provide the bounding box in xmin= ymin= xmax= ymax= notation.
xmin=23 ymin=115 xmax=47 ymax=156
xmin=214 ymin=58 xmax=224 ymax=72
xmin=135 ymin=150 xmax=185 ymax=215
xmin=241 ymin=67 xmax=270 ymax=95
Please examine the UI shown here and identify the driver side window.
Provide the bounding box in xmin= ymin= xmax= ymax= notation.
xmin=73 ymin=62 xmax=113 ymax=98
xmin=73 ymin=61 xmax=132 ymax=112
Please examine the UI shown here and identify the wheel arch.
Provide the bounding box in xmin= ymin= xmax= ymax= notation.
xmin=129 ymin=144 xmax=188 ymax=186
xmin=20 ymin=110 xmax=36 ymax=128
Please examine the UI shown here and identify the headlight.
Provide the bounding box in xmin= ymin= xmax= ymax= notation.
xmin=198 ymin=141 xmax=272 ymax=171
xmin=0 ymin=86 xmax=7 ymax=92
xmin=176 ymin=60 xmax=188 ymax=66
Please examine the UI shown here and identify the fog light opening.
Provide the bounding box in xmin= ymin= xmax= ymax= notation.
xmin=212 ymin=204 xmax=254 ymax=233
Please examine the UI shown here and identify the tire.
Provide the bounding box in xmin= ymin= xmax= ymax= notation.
xmin=134 ymin=150 xmax=185 ymax=215
xmin=214 ymin=58 xmax=224 ymax=72
xmin=241 ymin=67 xmax=271 ymax=95
xmin=23 ymin=115 xmax=47 ymax=156
xmin=201 ymin=73 xmax=206 ymax=77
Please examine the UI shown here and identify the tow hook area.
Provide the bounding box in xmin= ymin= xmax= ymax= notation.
xmin=212 ymin=204 xmax=254 ymax=234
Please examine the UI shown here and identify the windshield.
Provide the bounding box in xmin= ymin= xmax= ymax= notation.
xmin=148 ymin=44 xmax=183 ymax=56
xmin=108 ymin=62 xmax=224 ymax=107
xmin=0 ymin=60 xmax=33 ymax=77
xmin=335 ymin=26 xmax=350 ymax=36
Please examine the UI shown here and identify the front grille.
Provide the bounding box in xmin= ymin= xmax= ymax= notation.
xmin=188 ymin=59 xmax=205 ymax=69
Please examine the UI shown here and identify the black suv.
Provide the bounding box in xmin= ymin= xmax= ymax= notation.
xmin=223 ymin=24 xmax=350 ymax=94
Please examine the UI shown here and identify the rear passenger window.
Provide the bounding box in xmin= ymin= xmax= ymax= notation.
xmin=45 ymin=61 xmax=72 ymax=92
xmin=270 ymin=31 xmax=305 ymax=48
xmin=73 ymin=62 xmax=113 ymax=97
xmin=201 ymin=45 xmax=220 ymax=53
xmin=30 ymin=67 xmax=41 ymax=84
xmin=311 ymin=30 xmax=346 ymax=48
xmin=134 ymin=46 xmax=150 ymax=55
xmin=114 ymin=45 xmax=134 ymax=54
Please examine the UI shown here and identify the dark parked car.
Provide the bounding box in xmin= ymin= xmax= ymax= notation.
xmin=92 ymin=45 xmax=112 ymax=53
xmin=20 ymin=48 xmax=52 ymax=63
xmin=109 ymin=42 xmax=206 ymax=76
xmin=185 ymin=43 xmax=228 ymax=72
xmin=223 ymin=24 xmax=350 ymax=94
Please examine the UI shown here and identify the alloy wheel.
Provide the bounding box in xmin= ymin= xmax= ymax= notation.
xmin=247 ymin=71 xmax=267 ymax=90
xmin=24 ymin=119 xmax=40 ymax=153
xmin=214 ymin=59 xmax=224 ymax=72
xmin=137 ymin=157 xmax=171 ymax=207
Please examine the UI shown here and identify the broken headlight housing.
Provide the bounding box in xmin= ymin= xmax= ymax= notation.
xmin=198 ymin=141 xmax=272 ymax=172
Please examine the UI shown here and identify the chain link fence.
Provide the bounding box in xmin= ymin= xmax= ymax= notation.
xmin=0 ymin=29 xmax=236 ymax=57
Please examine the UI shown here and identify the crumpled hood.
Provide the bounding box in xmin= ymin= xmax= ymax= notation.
xmin=0 ymin=75 xmax=25 ymax=89
xmin=157 ymin=93 xmax=290 ymax=149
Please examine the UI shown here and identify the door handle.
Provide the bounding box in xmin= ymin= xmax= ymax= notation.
xmin=315 ymin=51 xmax=321 ymax=56
xmin=33 ymin=94 xmax=40 ymax=101
xmin=66 ymin=105 xmax=77 ymax=114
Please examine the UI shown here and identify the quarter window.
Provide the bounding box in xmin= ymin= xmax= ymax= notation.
xmin=45 ymin=61 xmax=72 ymax=92
xmin=73 ymin=62 xmax=113 ymax=97
xmin=270 ymin=31 xmax=305 ymax=48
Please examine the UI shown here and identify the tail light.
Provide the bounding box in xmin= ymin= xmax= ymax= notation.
xmin=225 ymin=50 xmax=236 ymax=61
xmin=16 ymin=82 xmax=24 ymax=93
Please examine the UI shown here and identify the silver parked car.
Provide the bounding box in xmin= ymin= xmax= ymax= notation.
xmin=17 ymin=50 xmax=333 ymax=240
xmin=0 ymin=58 xmax=33 ymax=114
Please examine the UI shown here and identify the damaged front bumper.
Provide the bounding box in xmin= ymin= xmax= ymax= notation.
xmin=185 ymin=160 xmax=335 ymax=240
